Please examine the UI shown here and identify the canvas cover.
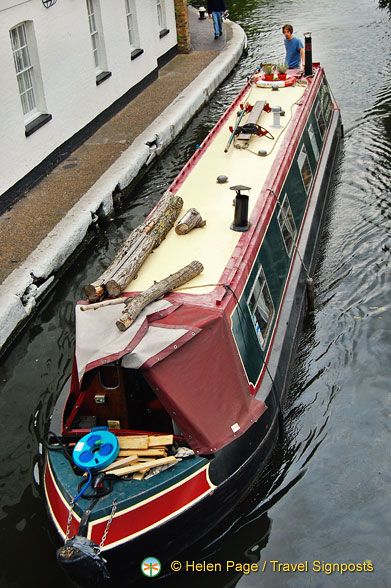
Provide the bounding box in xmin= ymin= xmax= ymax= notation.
xmin=74 ymin=299 xmax=267 ymax=454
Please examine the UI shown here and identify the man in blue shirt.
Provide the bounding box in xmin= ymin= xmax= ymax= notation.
xmin=283 ymin=24 xmax=304 ymax=69
xmin=207 ymin=0 xmax=227 ymax=39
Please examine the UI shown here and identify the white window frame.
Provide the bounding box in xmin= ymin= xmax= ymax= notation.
xmin=125 ymin=0 xmax=140 ymax=52
xmin=10 ymin=23 xmax=37 ymax=121
xmin=315 ymin=102 xmax=326 ymax=138
xmin=277 ymin=193 xmax=297 ymax=256
xmin=308 ymin=122 xmax=319 ymax=160
xmin=156 ymin=0 xmax=167 ymax=32
xmin=86 ymin=0 xmax=107 ymax=74
xmin=247 ymin=266 xmax=274 ymax=348
xmin=298 ymin=144 xmax=313 ymax=193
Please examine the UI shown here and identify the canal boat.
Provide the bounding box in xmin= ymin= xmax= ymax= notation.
xmin=44 ymin=55 xmax=342 ymax=587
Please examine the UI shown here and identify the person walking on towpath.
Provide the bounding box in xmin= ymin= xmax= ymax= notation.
xmin=282 ymin=24 xmax=304 ymax=69
xmin=207 ymin=0 xmax=227 ymax=39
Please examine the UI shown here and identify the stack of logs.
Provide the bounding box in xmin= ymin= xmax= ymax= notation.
xmin=84 ymin=190 xmax=207 ymax=304
xmin=84 ymin=191 xmax=183 ymax=302
xmin=102 ymin=434 xmax=177 ymax=480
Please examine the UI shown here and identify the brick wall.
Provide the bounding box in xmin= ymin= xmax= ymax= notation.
xmin=174 ymin=0 xmax=191 ymax=53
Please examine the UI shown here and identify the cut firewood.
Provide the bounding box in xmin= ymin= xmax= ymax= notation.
xmin=118 ymin=435 xmax=149 ymax=450
xmin=148 ymin=435 xmax=173 ymax=447
xmin=84 ymin=191 xmax=183 ymax=301
xmin=175 ymin=208 xmax=206 ymax=235
xmin=103 ymin=455 xmax=138 ymax=472
xmin=116 ymin=260 xmax=203 ymax=331
xmin=133 ymin=471 xmax=149 ymax=480
xmin=118 ymin=448 xmax=167 ymax=457
xmin=110 ymin=456 xmax=177 ymax=477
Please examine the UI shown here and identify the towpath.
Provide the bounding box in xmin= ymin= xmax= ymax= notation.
xmin=0 ymin=8 xmax=246 ymax=352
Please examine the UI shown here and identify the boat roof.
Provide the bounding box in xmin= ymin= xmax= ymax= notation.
xmin=125 ymin=72 xmax=308 ymax=296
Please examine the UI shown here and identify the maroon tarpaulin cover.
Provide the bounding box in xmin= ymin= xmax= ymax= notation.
xmin=73 ymin=299 xmax=266 ymax=455
xmin=142 ymin=304 xmax=267 ymax=455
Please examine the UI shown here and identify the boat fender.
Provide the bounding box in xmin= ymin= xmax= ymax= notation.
xmin=57 ymin=535 xmax=110 ymax=586
xmin=254 ymin=75 xmax=296 ymax=88
xmin=72 ymin=426 xmax=119 ymax=471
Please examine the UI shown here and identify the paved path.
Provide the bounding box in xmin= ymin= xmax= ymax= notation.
xmin=0 ymin=8 xmax=246 ymax=352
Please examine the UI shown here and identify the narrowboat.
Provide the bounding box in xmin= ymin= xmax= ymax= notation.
xmin=44 ymin=50 xmax=342 ymax=587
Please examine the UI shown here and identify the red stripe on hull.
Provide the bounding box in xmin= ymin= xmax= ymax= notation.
xmin=45 ymin=460 xmax=213 ymax=547
xmin=90 ymin=466 xmax=213 ymax=548
xmin=45 ymin=461 xmax=80 ymax=538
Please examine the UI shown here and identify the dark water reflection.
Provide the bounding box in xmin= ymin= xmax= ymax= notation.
xmin=1 ymin=0 xmax=390 ymax=586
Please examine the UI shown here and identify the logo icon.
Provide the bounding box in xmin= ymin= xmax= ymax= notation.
xmin=141 ymin=557 xmax=161 ymax=578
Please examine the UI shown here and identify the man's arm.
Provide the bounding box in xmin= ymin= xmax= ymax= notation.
xmin=300 ymin=47 xmax=305 ymax=67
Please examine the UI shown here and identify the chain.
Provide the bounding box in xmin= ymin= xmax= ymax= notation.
xmin=65 ymin=499 xmax=75 ymax=542
xmin=99 ymin=498 xmax=117 ymax=552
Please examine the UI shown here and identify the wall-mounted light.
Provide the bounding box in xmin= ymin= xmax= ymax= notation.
xmin=42 ymin=0 xmax=58 ymax=7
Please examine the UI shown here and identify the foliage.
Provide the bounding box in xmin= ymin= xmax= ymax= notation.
xmin=276 ymin=62 xmax=288 ymax=74
xmin=262 ymin=63 xmax=275 ymax=75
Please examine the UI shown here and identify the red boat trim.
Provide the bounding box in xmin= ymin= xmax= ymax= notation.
xmin=44 ymin=459 xmax=81 ymax=539
xmin=89 ymin=464 xmax=214 ymax=550
xmin=44 ymin=459 xmax=214 ymax=548
xmin=226 ymin=70 xmax=338 ymax=391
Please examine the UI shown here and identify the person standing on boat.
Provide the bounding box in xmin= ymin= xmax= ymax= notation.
xmin=207 ymin=0 xmax=227 ymax=39
xmin=282 ymin=24 xmax=305 ymax=69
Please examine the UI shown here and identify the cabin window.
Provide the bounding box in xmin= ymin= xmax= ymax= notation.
xmin=99 ymin=365 xmax=120 ymax=389
xmin=308 ymin=123 xmax=319 ymax=160
xmin=316 ymin=102 xmax=326 ymax=138
xmin=298 ymin=144 xmax=313 ymax=193
xmin=278 ymin=193 xmax=296 ymax=256
xmin=247 ymin=267 xmax=274 ymax=347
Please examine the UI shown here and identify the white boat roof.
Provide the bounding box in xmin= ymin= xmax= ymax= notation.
xmin=126 ymin=79 xmax=307 ymax=295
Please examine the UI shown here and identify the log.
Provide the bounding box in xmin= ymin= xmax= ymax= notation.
xmin=175 ymin=208 xmax=206 ymax=235
xmin=116 ymin=260 xmax=204 ymax=331
xmin=84 ymin=191 xmax=183 ymax=301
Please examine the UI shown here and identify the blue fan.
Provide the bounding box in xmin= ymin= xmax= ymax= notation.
xmin=73 ymin=427 xmax=119 ymax=471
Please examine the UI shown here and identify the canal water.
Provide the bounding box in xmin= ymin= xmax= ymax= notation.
xmin=0 ymin=0 xmax=389 ymax=586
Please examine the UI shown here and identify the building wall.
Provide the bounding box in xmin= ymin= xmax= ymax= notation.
xmin=0 ymin=0 xmax=177 ymax=198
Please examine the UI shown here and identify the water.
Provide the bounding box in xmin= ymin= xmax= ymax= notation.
xmin=0 ymin=0 xmax=390 ymax=586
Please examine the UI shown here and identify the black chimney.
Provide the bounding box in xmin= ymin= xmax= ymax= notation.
xmin=304 ymin=32 xmax=313 ymax=77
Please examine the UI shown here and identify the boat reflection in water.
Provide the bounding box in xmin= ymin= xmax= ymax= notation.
xmin=43 ymin=47 xmax=342 ymax=587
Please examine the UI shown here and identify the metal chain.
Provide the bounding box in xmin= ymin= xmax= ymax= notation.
xmin=99 ymin=498 xmax=117 ymax=552
xmin=65 ymin=499 xmax=75 ymax=542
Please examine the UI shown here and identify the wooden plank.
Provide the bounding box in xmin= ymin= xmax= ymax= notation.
xmin=118 ymin=435 xmax=149 ymax=450
xmin=103 ymin=455 xmax=138 ymax=472
xmin=148 ymin=434 xmax=173 ymax=447
xmin=237 ymin=100 xmax=266 ymax=140
xmin=133 ymin=468 xmax=150 ymax=480
xmin=110 ymin=456 xmax=178 ymax=477
xmin=118 ymin=448 xmax=167 ymax=457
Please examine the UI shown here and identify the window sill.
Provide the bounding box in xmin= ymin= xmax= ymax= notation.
xmin=96 ymin=71 xmax=112 ymax=86
xmin=131 ymin=48 xmax=144 ymax=61
xmin=159 ymin=28 xmax=169 ymax=39
xmin=25 ymin=113 xmax=52 ymax=137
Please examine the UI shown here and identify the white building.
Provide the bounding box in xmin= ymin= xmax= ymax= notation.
xmin=0 ymin=0 xmax=177 ymax=201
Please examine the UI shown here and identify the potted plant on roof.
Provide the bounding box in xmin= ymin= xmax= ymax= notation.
xmin=262 ymin=63 xmax=275 ymax=81
xmin=276 ymin=62 xmax=288 ymax=80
